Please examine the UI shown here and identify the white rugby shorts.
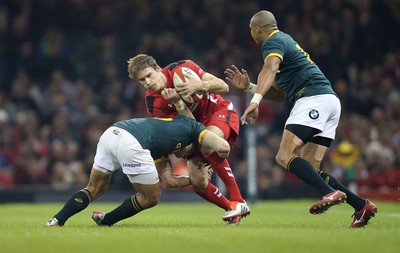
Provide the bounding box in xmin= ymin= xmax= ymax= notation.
xmin=93 ymin=126 xmax=159 ymax=185
xmin=285 ymin=94 xmax=341 ymax=140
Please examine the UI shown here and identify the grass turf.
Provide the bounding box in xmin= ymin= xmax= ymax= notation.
xmin=0 ymin=200 xmax=399 ymax=253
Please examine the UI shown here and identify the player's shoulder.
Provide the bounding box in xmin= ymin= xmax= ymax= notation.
xmin=164 ymin=60 xmax=195 ymax=71
xmin=174 ymin=115 xmax=193 ymax=121
xmin=174 ymin=115 xmax=199 ymax=125
xmin=280 ymin=31 xmax=297 ymax=45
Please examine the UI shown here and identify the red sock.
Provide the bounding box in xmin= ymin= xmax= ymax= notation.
xmin=195 ymin=182 xmax=230 ymax=211
xmin=205 ymin=153 xmax=244 ymax=202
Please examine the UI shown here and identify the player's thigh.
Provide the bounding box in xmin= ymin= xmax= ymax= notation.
xmin=204 ymin=101 xmax=239 ymax=143
xmin=279 ymin=129 xmax=305 ymax=157
xmin=93 ymin=127 xmax=121 ymax=173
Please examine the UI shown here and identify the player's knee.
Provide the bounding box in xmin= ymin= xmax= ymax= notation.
xmin=147 ymin=195 xmax=160 ymax=208
xmin=275 ymin=151 xmax=289 ymax=169
xmin=142 ymin=192 xmax=160 ymax=208
xmin=86 ymin=182 xmax=108 ymax=199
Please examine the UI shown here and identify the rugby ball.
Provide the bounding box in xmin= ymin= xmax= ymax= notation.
xmin=173 ymin=67 xmax=203 ymax=103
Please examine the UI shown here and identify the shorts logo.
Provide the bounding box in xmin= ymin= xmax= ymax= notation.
xmin=309 ymin=109 xmax=319 ymax=119
xmin=123 ymin=163 xmax=142 ymax=168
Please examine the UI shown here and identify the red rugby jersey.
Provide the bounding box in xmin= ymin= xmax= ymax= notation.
xmin=145 ymin=60 xmax=232 ymax=125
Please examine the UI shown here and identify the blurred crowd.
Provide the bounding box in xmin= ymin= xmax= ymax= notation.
xmin=0 ymin=0 xmax=399 ymax=199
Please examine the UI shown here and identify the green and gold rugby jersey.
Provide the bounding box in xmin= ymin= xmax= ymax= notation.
xmin=114 ymin=115 xmax=207 ymax=160
xmin=261 ymin=30 xmax=335 ymax=102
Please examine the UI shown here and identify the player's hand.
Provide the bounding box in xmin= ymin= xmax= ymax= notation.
xmin=240 ymin=103 xmax=259 ymax=125
xmin=174 ymin=75 xmax=202 ymax=99
xmin=207 ymin=167 xmax=213 ymax=181
xmin=198 ymin=162 xmax=213 ymax=181
xmin=161 ymin=88 xmax=182 ymax=103
xmin=224 ymin=65 xmax=250 ymax=90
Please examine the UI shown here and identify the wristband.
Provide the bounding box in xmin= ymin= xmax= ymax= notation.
xmin=245 ymin=82 xmax=257 ymax=94
xmin=202 ymin=81 xmax=210 ymax=92
xmin=250 ymin=93 xmax=263 ymax=105
xmin=174 ymin=100 xmax=186 ymax=111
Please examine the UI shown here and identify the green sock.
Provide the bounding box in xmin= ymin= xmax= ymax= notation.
xmin=287 ymin=156 xmax=334 ymax=196
xmin=54 ymin=189 xmax=92 ymax=226
xmin=319 ymin=171 xmax=366 ymax=211
xmin=101 ymin=195 xmax=143 ymax=226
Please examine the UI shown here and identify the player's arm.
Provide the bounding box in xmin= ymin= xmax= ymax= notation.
xmin=224 ymin=64 xmax=285 ymax=102
xmin=240 ymin=56 xmax=282 ymax=125
xmin=174 ymin=72 xmax=229 ymax=97
xmin=199 ymin=130 xmax=230 ymax=158
xmin=200 ymin=72 xmax=229 ymax=94
xmin=250 ymin=56 xmax=282 ymax=107
xmin=161 ymin=88 xmax=194 ymax=119
xmin=155 ymin=158 xmax=191 ymax=188
xmin=253 ymin=55 xmax=282 ymax=101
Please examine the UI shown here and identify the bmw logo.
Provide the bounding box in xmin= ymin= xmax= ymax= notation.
xmin=309 ymin=109 xmax=319 ymax=119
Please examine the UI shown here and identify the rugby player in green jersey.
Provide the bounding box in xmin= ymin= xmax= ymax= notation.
xmin=225 ymin=10 xmax=377 ymax=228
xmin=45 ymin=91 xmax=231 ymax=227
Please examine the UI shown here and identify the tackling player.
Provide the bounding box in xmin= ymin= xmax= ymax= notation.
xmin=46 ymin=107 xmax=231 ymax=227
xmin=127 ymin=54 xmax=250 ymax=224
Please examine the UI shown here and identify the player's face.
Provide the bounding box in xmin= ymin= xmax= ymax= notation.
xmin=136 ymin=67 xmax=165 ymax=92
xmin=249 ymin=22 xmax=262 ymax=45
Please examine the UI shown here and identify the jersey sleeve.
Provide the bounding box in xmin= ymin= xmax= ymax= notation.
xmin=262 ymin=36 xmax=284 ymax=62
xmin=197 ymin=129 xmax=208 ymax=145
xmin=189 ymin=118 xmax=208 ymax=144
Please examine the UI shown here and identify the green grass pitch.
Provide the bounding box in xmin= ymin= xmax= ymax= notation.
xmin=0 ymin=199 xmax=399 ymax=253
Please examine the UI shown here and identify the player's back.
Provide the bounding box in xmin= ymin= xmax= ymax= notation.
xmin=113 ymin=116 xmax=207 ymax=159
xmin=262 ymin=31 xmax=335 ymax=102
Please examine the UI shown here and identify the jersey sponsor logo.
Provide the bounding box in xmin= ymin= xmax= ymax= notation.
xmin=123 ymin=163 xmax=142 ymax=168
xmin=309 ymin=109 xmax=319 ymax=119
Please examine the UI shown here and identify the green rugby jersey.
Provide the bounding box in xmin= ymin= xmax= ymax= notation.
xmin=113 ymin=115 xmax=207 ymax=160
xmin=261 ymin=30 xmax=335 ymax=102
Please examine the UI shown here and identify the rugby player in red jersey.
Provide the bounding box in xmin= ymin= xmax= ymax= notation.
xmin=127 ymin=54 xmax=250 ymax=224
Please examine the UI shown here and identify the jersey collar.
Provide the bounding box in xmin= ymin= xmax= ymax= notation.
xmin=267 ymin=29 xmax=280 ymax=39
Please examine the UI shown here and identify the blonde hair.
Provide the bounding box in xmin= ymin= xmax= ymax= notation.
xmin=127 ymin=54 xmax=159 ymax=79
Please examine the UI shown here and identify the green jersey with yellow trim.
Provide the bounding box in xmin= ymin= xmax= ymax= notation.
xmin=261 ymin=30 xmax=335 ymax=102
xmin=114 ymin=115 xmax=207 ymax=159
